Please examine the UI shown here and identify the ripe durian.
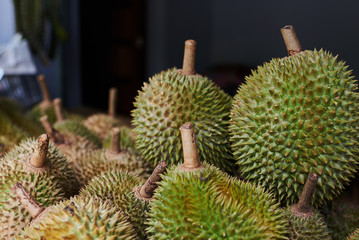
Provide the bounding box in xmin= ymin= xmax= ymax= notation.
xmin=283 ymin=173 xmax=330 ymax=239
xmin=230 ymin=25 xmax=359 ymax=205
xmin=132 ymin=40 xmax=234 ymax=171
xmin=347 ymin=229 xmax=359 ymax=240
xmin=147 ymin=123 xmax=287 ymax=239
xmin=81 ymin=161 xmax=166 ymax=239
xmin=13 ymin=183 xmax=136 ymax=240
xmin=73 ymin=128 xmax=152 ymax=187
xmin=83 ymin=88 xmax=125 ymax=141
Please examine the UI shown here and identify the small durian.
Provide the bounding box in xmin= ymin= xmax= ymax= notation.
xmin=81 ymin=161 xmax=166 ymax=239
xmin=347 ymin=229 xmax=359 ymax=240
xmin=103 ymin=125 xmax=136 ymax=151
xmin=147 ymin=123 xmax=287 ymax=239
xmin=83 ymin=88 xmax=124 ymax=141
xmin=283 ymin=173 xmax=330 ymax=239
xmin=73 ymin=128 xmax=152 ymax=187
xmin=132 ymin=40 xmax=234 ymax=171
xmin=13 ymin=183 xmax=136 ymax=240
xmin=230 ymin=25 xmax=359 ymax=206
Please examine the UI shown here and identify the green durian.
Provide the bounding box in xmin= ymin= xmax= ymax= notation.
xmin=147 ymin=123 xmax=287 ymax=239
xmin=103 ymin=125 xmax=136 ymax=151
xmin=347 ymin=229 xmax=359 ymax=240
xmin=230 ymin=25 xmax=359 ymax=206
xmin=14 ymin=184 xmax=136 ymax=240
xmin=132 ymin=40 xmax=234 ymax=171
xmin=283 ymin=173 xmax=330 ymax=239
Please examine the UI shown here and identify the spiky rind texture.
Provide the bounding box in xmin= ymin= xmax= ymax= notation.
xmin=73 ymin=148 xmax=152 ymax=187
xmin=83 ymin=114 xmax=124 ymax=141
xmin=19 ymin=196 xmax=136 ymax=240
xmin=103 ymin=126 xmax=136 ymax=151
xmin=230 ymin=49 xmax=359 ymax=206
xmin=147 ymin=163 xmax=287 ymax=239
xmin=132 ymin=68 xmax=234 ymax=171
xmin=347 ymin=228 xmax=359 ymax=240
xmin=54 ymin=120 xmax=102 ymax=148
xmin=283 ymin=207 xmax=330 ymax=239
xmin=80 ymin=170 xmax=148 ymax=239
xmin=2 ymin=138 xmax=78 ymax=197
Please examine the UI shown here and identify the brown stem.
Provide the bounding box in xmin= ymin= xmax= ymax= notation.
xmin=108 ymin=88 xmax=117 ymax=118
xmin=281 ymin=25 xmax=303 ymax=56
xmin=40 ymin=115 xmax=65 ymax=144
xmin=110 ymin=128 xmax=121 ymax=154
xmin=11 ymin=183 xmax=45 ymax=218
xmin=37 ymin=75 xmax=52 ymax=104
xmin=182 ymin=40 xmax=197 ymax=75
xmin=135 ymin=161 xmax=167 ymax=201
xmin=53 ymin=98 xmax=65 ymax=123
xmin=30 ymin=134 xmax=49 ymax=168
xmin=291 ymin=173 xmax=318 ymax=217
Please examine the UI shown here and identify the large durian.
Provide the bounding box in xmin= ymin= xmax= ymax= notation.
xmin=132 ymin=40 xmax=234 ymax=171
xmin=13 ymin=183 xmax=136 ymax=240
xmin=147 ymin=123 xmax=287 ymax=239
xmin=230 ymin=25 xmax=359 ymax=205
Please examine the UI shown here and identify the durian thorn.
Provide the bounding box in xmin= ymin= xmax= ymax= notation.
xmin=110 ymin=127 xmax=121 ymax=154
xmin=40 ymin=115 xmax=65 ymax=144
xmin=37 ymin=74 xmax=52 ymax=105
xmin=139 ymin=160 xmax=167 ymax=200
xmin=30 ymin=134 xmax=49 ymax=168
xmin=291 ymin=173 xmax=318 ymax=217
xmin=108 ymin=88 xmax=118 ymax=118
xmin=53 ymin=98 xmax=65 ymax=123
xmin=281 ymin=25 xmax=303 ymax=56
xmin=182 ymin=40 xmax=197 ymax=75
xmin=11 ymin=183 xmax=45 ymax=219
xmin=180 ymin=122 xmax=203 ymax=169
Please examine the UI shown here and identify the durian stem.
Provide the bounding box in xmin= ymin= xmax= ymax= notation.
xmin=30 ymin=134 xmax=49 ymax=168
xmin=12 ymin=183 xmax=45 ymax=219
xmin=53 ymin=98 xmax=65 ymax=123
xmin=37 ymin=74 xmax=52 ymax=104
xmin=182 ymin=40 xmax=196 ymax=75
xmin=40 ymin=116 xmax=65 ymax=144
xmin=281 ymin=25 xmax=303 ymax=56
xmin=108 ymin=88 xmax=117 ymax=118
xmin=110 ymin=127 xmax=121 ymax=154
xmin=139 ymin=160 xmax=167 ymax=199
xmin=180 ymin=122 xmax=203 ymax=169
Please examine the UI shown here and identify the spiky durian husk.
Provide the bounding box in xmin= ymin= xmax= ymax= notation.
xmin=103 ymin=126 xmax=137 ymax=150
xmin=347 ymin=228 xmax=359 ymax=240
xmin=73 ymin=148 xmax=152 ymax=187
xmin=2 ymin=138 xmax=78 ymax=197
xmin=54 ymin=119 xmax=102 ymax=148
xmin=80 ymin=170 xmax=148 ymax=239
xmin=19 ymin=196 xmax=137 ymax=240
xmin=132 ymin=68 xmax=234 ymax=171
xmin=283 ymin=207 xmax=330 ymax=239
xmin=230 ymin=49 xmax=359 ymax=206
xmin=0 ymin=170 xmax=66 ymax=239
xmin=83 ymin=113 xmax=123 ymax=141
xmin=147 ymin=163 xmax=287 ymax=239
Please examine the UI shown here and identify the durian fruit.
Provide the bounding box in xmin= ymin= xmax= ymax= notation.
xmin=147 ymin=122 xmax=287 ymax=239
xmin=132 ymin=40 xmax=234 ymax=171
xmin=73 ymin=128 xmax=152 ymax=187
xmin=230 ymin=25 xmax=359 ymax=206
xmin=283 ymin=173 xmax=330 ymax=239
xmin=83 ymin=88 xmax=125 ymax=141
xmin=13 ymin=183 xmax=136 ymax=240
xmin=347 ymin=229 xmax=359 ymax=240
xmin=0 ymin=135 xmax=72 ymax=239
xmin=81 ymin=161 xmax=166 ymax=239
xmin=103 ymin=125 xmax=136 ymax=151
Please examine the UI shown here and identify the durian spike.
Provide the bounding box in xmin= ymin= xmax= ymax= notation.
xmin=281 ymin=25 xmax=303 ymax=56
xmin=30 ymin=134 xmax=49 ymax=168
xmin=182 ymin=40 xmax=197 ymax=75
xmin=291 ymin=173 xmax=318 ymax=217
xmin=108 ymin=88 xmax=118 ymax=118
xmin=11 ymin=183 xmax=45 ymax=219
xmin=135 ymin=161 xmax=167 ymax=201
xmin=37 ymin=75 xmax=52 ymax=111
xmin=53 ymin=98 xmax=65 ymax=124
xmin=110 ymin=127 xmax=121 ymax=154
xmin=40 ymin=115 xmax=65 ymax=144
xmin=178 ymin=122 xmax=204 ymax=170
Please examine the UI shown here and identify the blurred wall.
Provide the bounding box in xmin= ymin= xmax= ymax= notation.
xmin=0 ymin=0 xmax=15 ymax=43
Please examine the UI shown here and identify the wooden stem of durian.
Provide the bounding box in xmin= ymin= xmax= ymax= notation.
xmin=12 ymin=183 xmax=45 ymax=218
xmin=30 ymin=134 xmax=49 ymax=168
xmin=40 ymin=115 xmax=65 ymax=144
xmin=53 ymin=98 xmax=65 ymax=123
xmin=108 ymin=88 xmax=117 ymax=118
xmin=139 ymin=160 xmax=167 ymax=199
xmin=291 ymin=173 xmax=318 ymax=217
xmin=182 ymin=40 xmax=197 ymax=75
xmin=110 ymin=127 xmax=121 ymax=154
xmin=281 ymin=25 xmax=303 ymax=56
xmin=37 ymin=75 xmax=52 ymax=110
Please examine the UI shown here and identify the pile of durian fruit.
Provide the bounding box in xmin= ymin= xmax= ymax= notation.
xmin=1 ymin=25 xmax=359 ymax=239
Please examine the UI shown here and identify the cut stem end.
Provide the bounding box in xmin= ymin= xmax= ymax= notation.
xmin=108 ymin=88 xmax=118 ymax=118
xmin=53 ymin=98 xmax=65 ymax=123
xmin=281 ymin=25 xmax=303 ymax=56
xmin=110 ymin=128 xmax=121 ymax=154
xmin=182 ymin=40 xmax=197 ymax=75
xmin=30 ymin=134 xmax=49 ymax=168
